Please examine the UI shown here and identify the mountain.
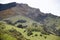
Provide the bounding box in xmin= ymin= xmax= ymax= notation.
xmin=0 ymin=2 xmax=47 ymax=19
xmin=0 ymin=2 xmax=60 ymax=21
xmin=0 ymin=2 xmax=60 ymax=40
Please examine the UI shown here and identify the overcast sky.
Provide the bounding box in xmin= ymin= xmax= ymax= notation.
xmin=0 ymin=0 xmax=60 ymax=16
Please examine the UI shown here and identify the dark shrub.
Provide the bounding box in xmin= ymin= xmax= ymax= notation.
xmin=27 ymin=32 xmax=33 ymax=36
xmin=0 ymin=38 xmax=3 ymax=40
xmin=17 ymin=25 xmax=23 ymax=28
xmin=24 ymin=30 xmax=26 ymax=32
xmin=44 ymin=36 xmax=47 ymax=39
xmin=14 ymin=20 xmax=26 ymax=25
xmin=17 ymin=24 xmax=27 ymax=28
xmin=35 ymin=34 xmax=38 ymax=36
xmin=26 ymin=39 xmax=30 ymax=40
xmin=40 ymin=34 xmax=42 ymax=37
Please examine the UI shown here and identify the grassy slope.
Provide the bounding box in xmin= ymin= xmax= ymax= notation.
xmin=0 ymin=15 xmax=60 ymax=40
xmin=0 ymin=22 xmax=60 ymax=40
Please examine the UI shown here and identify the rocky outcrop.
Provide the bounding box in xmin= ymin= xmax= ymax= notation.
xmin=0 ymin=2 xmax=16 ymax=11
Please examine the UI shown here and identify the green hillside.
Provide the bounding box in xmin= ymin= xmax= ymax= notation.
xmin=0 ymin=15 xmax=60 ymax=40
xmin=0 ymin=21 xmax=60 ymax=40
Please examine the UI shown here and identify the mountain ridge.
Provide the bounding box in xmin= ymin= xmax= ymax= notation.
xmin=0 ymin=2 xmax=60 ymax=19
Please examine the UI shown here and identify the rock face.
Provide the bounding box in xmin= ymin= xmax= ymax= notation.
xmin=0 ymin=2 xmax=16 ymax=11
xmin=0 ymin=2 xmax=60 ymax=36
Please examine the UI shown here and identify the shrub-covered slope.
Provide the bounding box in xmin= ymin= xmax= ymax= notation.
xmin=0 ymin=21 xmax=60 ymax=40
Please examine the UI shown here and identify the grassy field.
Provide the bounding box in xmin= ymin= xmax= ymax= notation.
xmin=0 ymin=21 xmax=60 ymax=40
